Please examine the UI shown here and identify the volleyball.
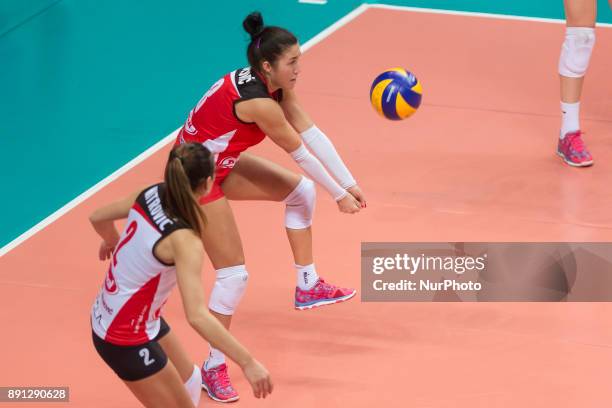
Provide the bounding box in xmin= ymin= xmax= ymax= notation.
xmin=369 ymin=68 xmax=422 ymax=120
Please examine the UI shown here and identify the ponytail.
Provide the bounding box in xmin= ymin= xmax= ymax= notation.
xmin=162 ymin=143 xmax=214 ymax=236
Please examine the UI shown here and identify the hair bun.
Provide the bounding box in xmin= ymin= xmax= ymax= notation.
xmin=243 ymin=11 xmax=265 ymax=39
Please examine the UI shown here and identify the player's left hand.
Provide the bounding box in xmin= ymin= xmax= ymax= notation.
xmin=242 ymin=358 xmax=273 ymax=398
xmin=347 ymin=185 xmax=367 ymax=208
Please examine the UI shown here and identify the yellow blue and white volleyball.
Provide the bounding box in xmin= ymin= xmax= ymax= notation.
xmin=370 ymin=68 xmax=422 ymax=120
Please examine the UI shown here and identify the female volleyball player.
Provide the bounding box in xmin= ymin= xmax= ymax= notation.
xmin=90 ymin=143 xmax=272 ymax=407
xmin=176 ymin=11 xmax=366 ymax=402
xmin=556 ymin=0 xmax=611 ymax=166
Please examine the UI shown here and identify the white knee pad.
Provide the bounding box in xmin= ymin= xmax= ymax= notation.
xmin=184 ymin=364 xmax=201 ymax=407
xmin=284 ymin=177 xmax=316 ymax=229
xmin=208 ymin=265 xmax=249 ymax=315
xmin=559 ymin=27 xmax=595 ymax=78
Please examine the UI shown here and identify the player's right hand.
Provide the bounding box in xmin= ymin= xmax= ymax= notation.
xmin=98 ymin=241 xmax=115 ymax=261
xmin=242 ymin=359 xmax=273 ymax=398
xmin=337 ymin=193 xmax=361 ymax=214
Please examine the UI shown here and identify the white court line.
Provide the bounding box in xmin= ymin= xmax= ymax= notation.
xmin=368 ymin=3 xmax=612 ymax=28
xmin=0 ymin=3 xmax=370 ymax=258
xmin=299 ymin=0 xmax=328 ymax=4
xmin=302 ymin=4 xmax=368 ymax=52
xmin=0 ymin=129 xmax=179 ymax=257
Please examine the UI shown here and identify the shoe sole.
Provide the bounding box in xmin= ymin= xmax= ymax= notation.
xmin=295 ymin=290 xmax=357 ymax=310
xmin=201 ymin=382 xmax=239 ymax=403
xmin=557 ymin=151 xmax=593 ymax=167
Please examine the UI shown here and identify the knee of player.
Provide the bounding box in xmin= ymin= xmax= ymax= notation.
xmin=300 ymin=177 xmax=316 ymax=202
xmin=559 ymin=27 xmax=596 ymax=77
xmin=208 ymin=265 xmax=249 ymax=315
xmin=284 ymin=177 xmax=316 ymax=229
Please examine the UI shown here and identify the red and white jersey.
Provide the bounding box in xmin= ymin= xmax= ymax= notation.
xmin=91 ymin=184 xmax=188 ymax=346
xmin=176 ymin=67 xmax=283 ymax=172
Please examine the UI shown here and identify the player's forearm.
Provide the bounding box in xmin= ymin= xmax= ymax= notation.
xmin=89 ymin=217 xmax=120 ymax=246
xmin=300 ymin=125 xmax=356 ymax=189
xmin=188 ymin=309 xmax=254 ymax=368
xmin=88 ymin=194 xmax=136 ymax=244
xmin=290 ymin=144 xmax=347 ymax=201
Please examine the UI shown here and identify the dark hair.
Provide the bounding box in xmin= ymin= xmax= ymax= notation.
xmin=243 ymin=11 xmax=298 ymax=73
xmin=163 ymin=143 xmax=214 ymax=236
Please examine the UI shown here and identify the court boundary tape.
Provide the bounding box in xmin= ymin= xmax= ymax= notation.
xmin=0 ymin=3 xmax=370 ymax=258
xmin=368 ymin=3 xmax=612 ymax=28
xmin=2 ymin=2 xmax=609 ymax=257
xmin=301 ymin=3 xmax=368 ymax=52
xmin=298 ymin=0 xmax=328 ymax=4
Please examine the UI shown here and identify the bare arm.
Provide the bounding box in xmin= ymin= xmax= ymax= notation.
xmin=89 ymin=190 xmax=140 ymax=259
xmin=173 ymin=231 xmax=252 ymax=365
xmin=238 ymin=98 xmax=360 ymax=211
xmin=239 ymin=97 xmax=302 ymax=153
xmin=279 ymin=91 xmax=364 ymax=206
xmin=238 ymin=98 xmax=354 ymax=204
xmin=172 ymin=231 xmax=272 ymax=398
xmin=280 ymin=88 xmax=313 ymax=133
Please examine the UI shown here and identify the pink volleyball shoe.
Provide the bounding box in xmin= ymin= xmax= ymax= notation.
xmin=557 ymin=131 xmax=593 ymax=167
xmin=295 ymin=278 xmax=357 ymax=310
xmin=201 ymin=363 xmax=239 ymax=403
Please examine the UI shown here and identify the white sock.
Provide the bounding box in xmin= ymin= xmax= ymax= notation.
xmin=560 ymin=101 xmax=580 ymax=138
xmin=205 ymin=347 xmax=226 ymax=370
xmin=184 ymin=364 xmax=202 ymax=407
xmin=296 ymin=263 xmax=319 ymax=290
